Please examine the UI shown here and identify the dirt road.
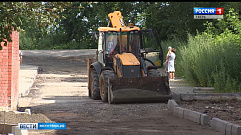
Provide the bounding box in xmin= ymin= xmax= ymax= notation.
xmin=21 ymin=50 xmax=222 ymax=135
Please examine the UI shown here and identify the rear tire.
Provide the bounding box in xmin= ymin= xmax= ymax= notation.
xmin=148 ymin=69 xmax=161 ymax=77
xmin=90 ymin=69 xmax=101 ymax=100
xmin=100 ymin=70 xmax=115 ymax=102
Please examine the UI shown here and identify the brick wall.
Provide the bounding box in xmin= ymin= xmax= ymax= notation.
xmin=0 ymin=31 xmax=19 ymax=111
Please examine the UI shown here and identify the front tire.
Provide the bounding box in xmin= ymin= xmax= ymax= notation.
xmin=90 ymin=69 xmax=101 ymax=100
xmin=99 ymin=70 xmax=115 ymax=102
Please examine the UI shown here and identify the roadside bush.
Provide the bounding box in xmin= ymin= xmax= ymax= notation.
xmin=19 ymin=32 xmax=37 ymax=50
xmin=20 ymin=31 xmax=96 ymax=50
xmin=177 ymin=9 xmax=241 ymax=92
xmin=160 ymin=36 xmax=186 ymax=76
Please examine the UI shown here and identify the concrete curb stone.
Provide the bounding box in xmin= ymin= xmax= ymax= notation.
xmin=188 ymin=110 xmax=201 ymax=124
xmin=183 ymin=108 xmax=191 ymax=119
xmin=177 ymin=107 xmax=185 ymax=118
xmin=25 ymin=108 xmax=31 ymax=115
xmin=209 ymin=117 xmax=241 ymax=135
xmin=167 ymin=99 xmax=241 ymax=135
xmin=12 ymin=126 xmax=28 ymax=135
xmin=232 ymin=124 xmax=241 ymax=135
xmin=210 ymin=118 xmax=229 ymax=134
xmin=170 ymin=92 xmax=181 ymax=103
xmin=200 ymin=113 xmax=209 ymax=126
xmin=193 ymin=87 xmax=214 ymax=93
xmin=167 ymin=99 xmax=179 ymax=111
xmin=226 ymin=123 xmax=233 ymax=135
xmin=172 ymin=105 xmax=208 ymax=126
xmin=172 ymin=107 xmax=181 ymax=117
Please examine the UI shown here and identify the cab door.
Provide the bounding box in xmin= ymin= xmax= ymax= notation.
xmin=97 ymin=31 xmax=105 ymax=66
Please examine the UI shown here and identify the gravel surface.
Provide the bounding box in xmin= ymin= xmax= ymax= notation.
xmin=14 ymin=50 xmax=224 ymax=135
xmin=0 ymin=111 xmax=53 ymax=124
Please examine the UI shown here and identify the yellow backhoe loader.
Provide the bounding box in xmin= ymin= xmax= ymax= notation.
xmin=87 ymin=11 xmax=172 ymax=103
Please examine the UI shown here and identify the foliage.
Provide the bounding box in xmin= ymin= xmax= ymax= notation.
xmin=160 ymin=36 xmax=186 ymax=76
xmin=176 ymin=9 xmax=241 ymax=92
xmin=19 ymin=2 xmax=150 ymax=50
xmin=3 ymin=2 xmax=241 ymax=92
xmin=0 ymin=2 xmax=72 ymax=50
xmin=4 ymin=2 xmax=241 ymax=51
xmin=144 ymin=2 xmax=241 ymax=41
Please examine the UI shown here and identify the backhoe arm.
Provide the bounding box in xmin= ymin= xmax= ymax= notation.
xmin=108 ymin=11 xmax=126 ymax=28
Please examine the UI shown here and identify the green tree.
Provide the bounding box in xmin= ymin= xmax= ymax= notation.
xmin=178 ymin=9 xmax=241 ymax=92
xmin=14 ymin=2 xmax=241 ymax=50
xmin=54 ymin=2 xmax=149 ymax=49
xmin=144 ymin=2 xmax=241 ymax=41
xmin=0 ymin=2 xmax=72 ymax=50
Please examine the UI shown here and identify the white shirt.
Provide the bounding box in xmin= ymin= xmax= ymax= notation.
xmin=168 ymin=52 xmax=175 ymax=63
xmin=19 ymin=50 xmax=23 ymax=60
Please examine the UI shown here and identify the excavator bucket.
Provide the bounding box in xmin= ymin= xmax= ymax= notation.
xmin=108 ymin=76 xmax=172 ymax=104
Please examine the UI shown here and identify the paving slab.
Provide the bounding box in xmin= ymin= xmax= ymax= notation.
xmin=19 ymin=64 xmax=38 ymax=97
xmin=169 ymin=78 xmax=194 ymax=95
xmin=18 ymin=64 xmax=39 ymax=108
xmin=168 ymin=78 xmax=194 ymax=103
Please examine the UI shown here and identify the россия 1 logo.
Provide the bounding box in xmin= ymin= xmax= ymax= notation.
xmin=194 ymin=7 xmax=223 ymax=19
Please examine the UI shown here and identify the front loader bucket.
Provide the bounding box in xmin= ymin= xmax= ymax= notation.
xmin=108 ymin=76 xmax=172 ymax=104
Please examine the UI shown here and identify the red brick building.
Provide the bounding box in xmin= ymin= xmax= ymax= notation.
xmin=0 ymin=31 xmax=19 ymax=111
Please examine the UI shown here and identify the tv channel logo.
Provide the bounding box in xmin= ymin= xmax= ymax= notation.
xmin=18 ymin=123 xmax=66 ymax=130
xmin=194 ymin=7 xmax=223 ymax=19
xmin=194 ymin=7 xmax=223 ymax=15
xmin=18 ymin=123 xmax=38 ymax=130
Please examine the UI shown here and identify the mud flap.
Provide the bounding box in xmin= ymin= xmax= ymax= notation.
xmin=108 ymin=76 xmax=172 ymax=104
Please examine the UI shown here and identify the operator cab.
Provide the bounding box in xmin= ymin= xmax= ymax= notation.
xmin=96 ymin=11 xmax=163 ymax=68
xmin=100 ymin=30 xmax=140 ymax=68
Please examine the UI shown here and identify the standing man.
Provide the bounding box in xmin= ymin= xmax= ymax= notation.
xmin=19 ymin=50 xmax=23 ymax=64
